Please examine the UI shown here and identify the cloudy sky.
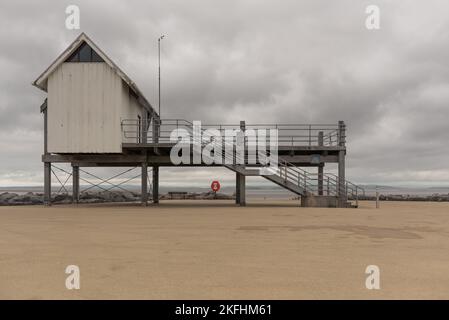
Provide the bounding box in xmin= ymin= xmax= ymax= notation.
xmin=0 ymin=0 xmax=448 ymax=188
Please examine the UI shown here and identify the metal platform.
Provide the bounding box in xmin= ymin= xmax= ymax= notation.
xmin=42 ymin=118 xmax=363 ymax=207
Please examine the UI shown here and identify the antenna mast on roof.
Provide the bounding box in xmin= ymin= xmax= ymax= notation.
xmin=158 ymin=35 xmax=165 ymax=117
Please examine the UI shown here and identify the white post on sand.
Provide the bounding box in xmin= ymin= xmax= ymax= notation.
xmin=376 ymin=186 xmax=380 ymax=209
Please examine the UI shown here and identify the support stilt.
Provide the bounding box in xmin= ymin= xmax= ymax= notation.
xmin=44 ymin=162 xmax=51 ymax=206
xmin=236 ymin=172 xmax=240 ymax=204
xmin=338 ymin=121 xmax=346 ymax=207
xmin=236 ymin=120 xmax=247 ymax=206
xmin=318 ymin=131 xmax=324 ymax=196
xmin=72 ymin=165 xmax=79 ymax=204
xmin=318 ymin=165 xmax=324 ymax=196
xmin=236 ymin=172 xmax=246 ymax=206
xmin=141 ymin=163 xmax=148 ymax=206
xmin=152 ymin=166 xmax=159 ymax=204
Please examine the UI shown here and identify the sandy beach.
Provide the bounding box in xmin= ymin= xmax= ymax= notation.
xmin=1 ymin=200 xmax=448 ymax=299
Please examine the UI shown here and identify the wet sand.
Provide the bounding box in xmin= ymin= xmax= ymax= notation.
xmin=0 ymin=200 xmax=448 ymax=299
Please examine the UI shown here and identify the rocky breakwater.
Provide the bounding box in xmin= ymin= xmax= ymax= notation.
xmin=0 ymin=191 xmax=234 ymax=205
xmin=0 ymin=191 xmax=141 ymax=205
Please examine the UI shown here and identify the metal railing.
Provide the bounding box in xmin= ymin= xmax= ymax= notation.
xmin=121 ymin=118 xmax=341 ymax=147
xmin=120 ymin=118 xmax=362 ymax=200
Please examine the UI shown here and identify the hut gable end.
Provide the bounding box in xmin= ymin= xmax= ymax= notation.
xmin=33 ymin=33 xmax=155 ymax=153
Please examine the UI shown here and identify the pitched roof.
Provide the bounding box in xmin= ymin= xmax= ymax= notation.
xmin=32 ymin=33 xmax=156 ymax=116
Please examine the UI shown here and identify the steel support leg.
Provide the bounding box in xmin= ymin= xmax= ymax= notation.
xmin=318 ymin=131 xmax=324 ymax=196
xmin=235 ymin=172 xmax=240 ymax=204
xmin=338 ymin=150 xmax=346 ymax=207
xmin=72 ymin=165 xmax=79 ymax=204
xmin=236 ymin=172 xmax=246 ymax=206
xmin=141 ymin=163 xmax=148 ymax=206
xmin=152 ymin=166 xmax=159 ymax=204
xmin=44 ymin=162 xmax=51 ymax=206
xmin=318 ymin=165 xmax=324 ymax=196
xmin=337 ymin=121 xmax=346 ymax=208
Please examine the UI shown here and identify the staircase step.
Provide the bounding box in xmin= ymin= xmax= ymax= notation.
xmin=262 ymin=174 xmax=306 ymax=196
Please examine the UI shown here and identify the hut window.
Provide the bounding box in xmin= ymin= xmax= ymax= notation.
xmin=78 ymin=43 xmax=91 ymax=61
xmin=65 ymin=42 xmax=105 ymax=63
xmin=91 ymin=49 xmax=103 ymax=62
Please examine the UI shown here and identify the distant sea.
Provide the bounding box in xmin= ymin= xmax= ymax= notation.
xmin=1 ymin=185 xmax=448 ymax=199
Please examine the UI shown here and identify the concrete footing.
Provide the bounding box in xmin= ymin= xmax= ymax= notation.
xmin=301 ymin=195 xmax=339 ymax=208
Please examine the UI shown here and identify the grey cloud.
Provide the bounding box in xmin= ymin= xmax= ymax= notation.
xmin=0 ymin=0 xmax=448 ymax=186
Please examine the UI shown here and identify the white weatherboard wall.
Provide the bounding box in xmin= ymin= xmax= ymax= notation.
xmin=47 ymin=62 xmax=143 ymax=153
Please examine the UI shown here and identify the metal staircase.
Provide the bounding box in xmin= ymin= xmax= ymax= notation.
xmin=168 ymin=121 xmax=311 ymax=197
